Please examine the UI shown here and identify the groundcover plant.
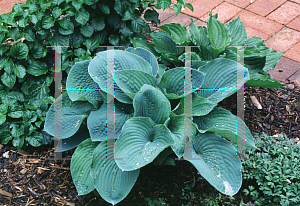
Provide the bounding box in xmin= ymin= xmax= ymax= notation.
xmin=131 ymin=13 xmax=284 ymax=89
xmin=0 ymin=0 xmax=192 ymax=148
xmin=44 ymin=47 xmax=256 ymax=205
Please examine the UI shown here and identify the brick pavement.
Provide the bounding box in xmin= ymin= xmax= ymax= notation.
xmin=0 ymin=0 xmax=299 ymax=84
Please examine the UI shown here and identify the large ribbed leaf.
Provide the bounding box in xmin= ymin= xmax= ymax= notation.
xmin=157 ymin=67 xmax=205 ymax=99
xmin=91 ymin=140 xmax=140 ymax=205
xmin=115 ymin=117 xmax=174 ymax=171
xmin=196 ymin=58 xmax=249 ymax=104
xmin=159 ymin=23 xmax=190 ymax=45
xmin=245 ymin=72 xmax=283 ymax=89
xmin=70 ymin=138 xmax=99 ymax=195
xmin=165 ymin=113 xmax=197 ymax=158
xmin=125 ymin=47 xmax=159 ymax=76
xmin=207 ymin=14 xmax=230 ymax=55
xmin=54 ymin=122 xmax=91 ymax=152
xmin=133 ymin=85 xmax=171 ymax=124
xmin=44 ymin=93 xmax=95 ymax=139
xmin=187 ymin=132 xmax=242 ymax=196
xmin=225 ymin=17 xmax=247 ymax=46
xmin=150 ymin=32 xmax=179 ymax=56
xmin=173 ymin=93 xmax=216 ymax=117
xmin=66 ymin=60 xmax=106 ymax=107
xmin=193 ymin=107 xmax=256 ymax=149
xmin=130 ymin=38 xmax=160 ymax=59
xmin=115 ymin=70 xmax=157 ymax=99
xmin=87 ymin=102 xmax=133 ymax=141
xmin=263 ymin=50 xmax=284 ymax=72
xmin=88 ymin=50 xmax=153 ymax=103
xmin=189 ymin=20 xmax=209 ymax=47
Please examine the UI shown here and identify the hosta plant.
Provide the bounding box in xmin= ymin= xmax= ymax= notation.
xmin=0 ymin=0 xmax=192 ymax=148
xmin=43 ymin=48 xmax=256 ymax=205
xmin=131 ymin=13 xmax=284 ymax=89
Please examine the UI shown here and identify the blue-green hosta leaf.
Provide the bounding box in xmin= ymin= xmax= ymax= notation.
xmin=173 ymin=93 xmax=217 ymax=116
xmin=165 ymin=113 xmax=197 ymax=158
xmin=207 ymin=15 xmax=230 ymax=55
xmin=158 ymin=67 xmax=205 ymax=99
xmin=115 ymin=117 xmax=174 ymax=171
xmin=245 ymin=72 xmax=283 ymax=89
xmin=70 ymin=138 xmax=99 ymax=195
xmin=130 ymin=38 xmax=160 ymax=59
xmin=225 ymin=17 xmax=247 ymax=46
xmin=125 ymin=47 xmax=159 ymax=77
xmin=187 ymin=132 xmax=242 ymax=196
xmin=10 ymin=42 xmax=29 ymax=60
xmin=178 ymin=52 xmax=201 ymax=62
xmin=44 ymin=93 xmax=95 ymax=139
xmin=197 ymin=58 xmax=249 ymax=104
xmin=115 ymin=70 xmax=157 ymax=99
xmin=133 ymin=85 xmax=171 ymax=124
xmin=150 ymin=32 xmax=180 ymax=56
xmin=159 ymin=23 xmax=190 ymax=45
xmin=186 ymin=60 xmax=207 ymax=69
xmin=55 ymin=122 xmax=91 ymax=152
xmin=91 ymin=140 xmax=140 ymax=205
xmin=87 ymin=102 xmax=133 ymax=141
xmin=88 ymin=50 xmax=153 ymax=101
xmin=193 ymin=107 xmax=256 ymax=149
xmin=262 ymin=50 xmax=284 ymax=72
xmin=66 ymin=60 xmax=106 ymax=107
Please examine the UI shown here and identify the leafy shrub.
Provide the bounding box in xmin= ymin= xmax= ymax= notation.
xmin=0 ymin=0 xmax=192 ymax=148
xmin=44 ymin=47 xmax=256 ymax=205
xmin=131 ymin=13 xmax=284 ymax=89
xmin=242 ymin=133 xmax=300 ymax=206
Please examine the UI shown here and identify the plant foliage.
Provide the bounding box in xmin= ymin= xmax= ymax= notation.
xmin=44 ymin=48 xmax=256 ymax=205
xmin=131 ymin=13 xmax=285 ymax=89
xmin=0 ymin=0 xmax=192 ymax=148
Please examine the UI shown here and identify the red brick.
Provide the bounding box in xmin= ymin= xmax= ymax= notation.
xmin=231 ymin=10 xmax=284 ymax=36
xmin=288 ymin=70 xmax=300 ymax=86
xmin=200 ymin=2 xmax=242 ymax=23
xmin=161 ymin=13 xmax=196 ymax=27
xmin=265 ymin=27 xmax=300 ymax=52
xmin=245 ymin=0 xmax=287 ymax=16
xmin=0 ymin=0 xmax=26 ymax=14
xmin=284 ymin=41 xmax=300 ymax=63
xmin=180 ymin=0 xmax=224 ymax=19
xmin=224 ymin=0 xmax=252 ymax=8
xmin=267 ymin=1 xmax=300 ymax=25
xmin=287 ymin=16 xmax=300 ymax=32
xmin=245 ymin=26 xmax=270 ymax=40
xmin=268 ymin=57 xmax=300 ymax=82
xmin=290 ymin=0 xmax=300 ymax=3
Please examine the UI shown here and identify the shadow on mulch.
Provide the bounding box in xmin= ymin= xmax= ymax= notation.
xmin=0 ymin=83 xmax=299 ymax=206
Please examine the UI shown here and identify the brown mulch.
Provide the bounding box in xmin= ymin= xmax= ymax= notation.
xmin=1 ymin=24 xmax=300 ymax=206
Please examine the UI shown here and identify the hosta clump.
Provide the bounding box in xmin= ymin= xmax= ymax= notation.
xmin=44 ymin=48 xmax=256 ymax=205
xmin=0 ymin=0 xmax=192 ymax=148
xmin=131 ymin=13 xmax=284 ymax=89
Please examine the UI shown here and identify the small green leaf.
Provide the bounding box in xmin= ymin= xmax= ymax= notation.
xmin=12 ymin=137 xmax=24 ymax=149
xmin=1 ymin=72 xmax=16 ymax=88
xmin=189 ymin=19 xmax=209 ymax=46
xmin=99 ymin=4 xmax=110 ymax=14
xmin=108 ymin=35 xmax=119 ymax=46
xmin=10 ymin=42 xmax=29 ymax=60
xmin=144 ymin=9 xmax=160 ymax=24
xmin=27 ymin=61 xmax=48 ymax=76
xmin=26 ymin=131 xmax=44 ymax=147
xmin=157 ymin=0 xmax=171 ymax=10
xmin=29 ymin=14 xmax=38 ymax=24
xmin=225 ymin=16 xmax=247 ymax=46
xmin=8 ymin=111 xmax=23 ymax=118
xmin=0 ymin=114 xmax=6 ymax=125
xmin=18 ymin=17 xmax=28 ymax=27
xmin=91 ymin=17 xmax=105 ymax=31
xmin=75 ymin=8 xmax=89 ymax=25
xmin=83 ymin=35 xmax=100 ymax=51
xmin=42 ymin=16 xmax=55 ymax=29
xmin=80 ymin=23 xmax=94 ymax=37
xmin=59 ymin=21 xmax=74 ymax=35
xmin=52 ymin=7 xmax=62 ymax=18
xmin=131 ymin=17 xmax=146 ymax=33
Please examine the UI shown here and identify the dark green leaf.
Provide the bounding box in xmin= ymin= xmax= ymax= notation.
xmin=75 ymin=8 xmax=89 ymax=25
xmin=0 ymin=104 xmax=8 ymax=114
xmin=173 ymin=3 xmax=181 ymax=15
xmin=108 ymin=35 xmax=119 ymax=46
xmin=184 ymin=3 xmax=193 ymax=11
xmin=91 ymin=17 xmax=105 ymax=31
xmin=27 ymin=61 xmax=48 ymax=76
xmin=131 ymin=17 xmax=146 ymax=33
xmin=4 ymin=60 xmax=14 ymax=74
xmin=99 ymin=4 xmax=110 ymax=14
xmin=144 ymin=9 xmax=160 ymax=24
xmin=0 ymin=114 xmax=6 ymax=125
xmin=49 ymin=32 xmax=69 ymax=47
xmin=69 ymin=30 xmax=84 ymax=48
xmin=108 ymin=12 xmax=123 ymax=29
xmin=7 ymin=91 xmax=25 ymax=102
xmin=18 ymin=17 xmax=28 ymax=27
xmin=1 ymin=72 xmax=16 ymax=88
xmin=83 ymin=35 xmax=100 ymax=51
xmin=8 ymin=111 xmax=23 ymax=118
xmin=59 ymin=21 xmax=74 ymax=35
xmin=12 ymin=137 xmax=24 ymax=149
xmin=26 ymin=131 xmax=43 ymax=147
xmin=80 ymin=23 xmax=94 ymax=37
xmin=0 ymin=45 xmax=9 ymax=56
xmin=58 ymin=16 xmax=71 ymax=29
xmin=29 ymin=14 xmax=38 ymax=24
xmin=10 ymin=42 xmax=29 ymax=59
xmin=24 ymin=26 xmax=35 ymax=41
xmin=52 ymin=7 xmax=62 ymax=19
xmin=0 ymin=57 xmax=8 ymax=70
xmin=42 ymin=16 xmax=55 ymax=29
xmin=157 ymin=0 xmax=171 ymax=10
xmin=40 ymin=0 xmax=51 ymax=11
xmin=0 ymin=13 xmax=17 ymax=26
